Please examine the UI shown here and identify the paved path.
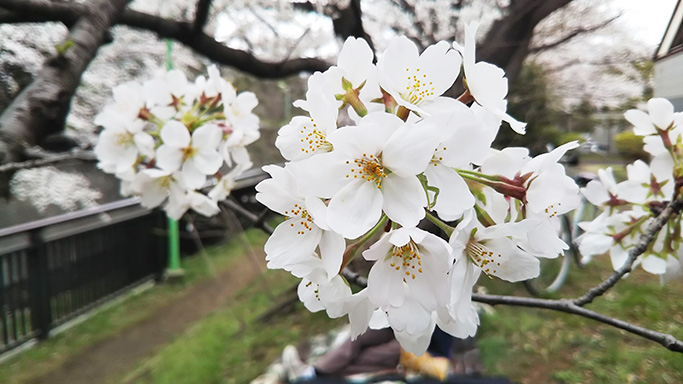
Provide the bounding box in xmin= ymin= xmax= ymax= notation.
xmin=28 ymin=251 xmax=266 ymax=384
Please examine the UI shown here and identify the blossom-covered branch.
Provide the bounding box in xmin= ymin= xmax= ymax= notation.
xmin=0 ymin=150 xmax=96 ymax=173
xmin=0 ymin=0 xmax=331 ymax=78
xmin=0 ymin=0 xmax=131 ymax=168
xmin=192 ymin=0 xmax=213 ymax=34
xmin=471 ymin=293 xmax=683 ymax=353
xmin=575 ymin=198 xmax=683 ymax=306
xmin=338 ymin=255 xmax=683 ymax=353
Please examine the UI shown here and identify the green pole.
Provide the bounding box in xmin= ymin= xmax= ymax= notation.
xmin=167 ymin=216 xmax=182 ymax=271
xmin=165 ymin=39 xmax=183 ymax=279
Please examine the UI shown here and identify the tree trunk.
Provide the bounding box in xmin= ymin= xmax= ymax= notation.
xmin=478 ymin=0 xmax=572 ymax=86
xmin=0 ymin=0 xmax=132 ymax=170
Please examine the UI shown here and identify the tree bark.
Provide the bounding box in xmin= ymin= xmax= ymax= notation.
xmin=0 ymin=0 xmax=131 ymax=190
xmin=477 ymin=0 xmax=573 ymax=86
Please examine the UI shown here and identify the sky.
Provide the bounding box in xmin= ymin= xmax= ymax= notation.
xmin=617 ymin=0 xmax=679 ymax=46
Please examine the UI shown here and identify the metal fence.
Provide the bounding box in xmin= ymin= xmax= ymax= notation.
xmin=0 ymin=199 xmax=167 ymax=355
xmin=0 ymin=168 xmax=268 ymax=356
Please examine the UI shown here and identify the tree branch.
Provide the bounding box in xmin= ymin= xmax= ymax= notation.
xmin=337 ymin=259 xmax=683 ymax=352
xmin=341 ymin=267 xmax=368 ymax=288
xmin=476 ymin=0 xmax=573 ymax=87
xmin=574 ymin=198 xmax=683 ymax=306
xmin=472 ymin=293 xmax=683 ymax=353
xmin=0 ymin=149 xmax=95 ymax=173
xmin=390 ymin=0 xmax=434 ymax=49
xmin=0 ymin=0 xmax=331 ymax=79
xmin=529 ymin=14 xmax=620 ymax=54
xmin=221 ymin=198 xmax=274 ymax=235
xmin=0 ymin=0 xmax=131 ymax=183
xmin=192 ymin=0 xmax=212 ymax=34
xmin=0 ymin=0 xmax=79 ymax=23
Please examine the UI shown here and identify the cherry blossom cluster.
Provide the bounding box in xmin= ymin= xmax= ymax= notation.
xmin=577 ymin=98 xmax=683 ymax=284
xmin=95 ymin=65 xmax=259 ymax=219
xmin=255 ymin=22 xmax=581 ymax=354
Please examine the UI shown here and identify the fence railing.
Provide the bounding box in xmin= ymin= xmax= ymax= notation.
xmin=0 ymin=168 xmax=268 ymax=357
xmin=0 ymin=199 xmax=167 ymax=355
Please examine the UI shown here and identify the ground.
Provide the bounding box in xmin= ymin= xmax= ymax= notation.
xmin=2 ymin=174 xmax=683 ymax=383
xmin=28 ymin=250 xmax=266 ymax=384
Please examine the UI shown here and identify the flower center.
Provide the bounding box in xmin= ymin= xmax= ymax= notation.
xmin=388 ymin=241 xmax=422 ymax=280
xmin=401 ymin=67 xmax=436 ymax=105
xmin=305 ymin=280 xmax=321 ymax=302
xmin=299 ymin=118 xmax=332 ymax=155
xmin=544 ymin=203 xmax=561 ymax=218
xmin=466 ymin=240 xmax=501 ymax=277
xmin=182 ymin=145 xmax=197 ymax=161
xmin=284 ymin=203 xmax=314 ymax=235
xmin=116 ymin=132 xmax=134 ymax=146
xmin=430 ymin=146 xmax=447 ymax=166
xmin=345 ymin=153 xmax=386 ymax=188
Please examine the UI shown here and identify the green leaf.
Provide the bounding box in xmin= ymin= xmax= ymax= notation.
xmin=55 ymin=40 xmax=74 ymax=55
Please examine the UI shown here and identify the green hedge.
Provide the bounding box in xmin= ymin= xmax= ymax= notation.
xmin=614 ymin=130 xmax=647 ymax=161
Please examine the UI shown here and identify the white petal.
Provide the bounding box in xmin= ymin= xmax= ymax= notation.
xmin=367 ymin=259 xmax=406 ymax=308
xmin=419 ymin=41 xmax=461 ymax=96
xmin=134 ymin=132 xmax=155 ymax=158
xmin=181 ymin=161 xmax=207 ymax=190
xmin=189 ymin=192 xmax=219 ymax=216
xmin=265 ymin=218 xmax=323 ymax=266
xmin=625 ymin=109 xmax=656 ymax=135
xmin=393 ymin=319 xmax=435 ymax=356
xmin=381 ymin=175 xmax=427 ymax=228
xmin=577 ymin=232 xmax=612 ymax=258
xmin=363 ymin=233 xmax=393 ymax=261
xmin=156 ymin=146 xmax=184 ymax=172
xmin=192 ymin=150 xmax=223 ymax=175
xmin=424 ymin=164 xmax=474 ymax=221
xmin=192 ymin=124 xmax=222 ymax=149
xmin=319 ymin=230 xmax=345 ymax=280
xmin=383 ymin=121 xmax=441 ymax=177
xmin=641 ymin=255 xmax=667 ymax=275
xmin=328 ymin=179 xmax=383 ymax=239
xmin=161 ymin=120 xmax=191 ymax=148
xmin=648 ymin=98 xmax=674 ymax=130
xmin=482 ymin=237 xmax=540 ymax=282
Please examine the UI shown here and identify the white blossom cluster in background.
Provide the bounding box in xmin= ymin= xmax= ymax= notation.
xmin=577 ymin=98 xmax=683 ymax=284
xmin=10 ymin=167 xmax=102 ymax=212
xmin=95 ymin=65 xmax=259 ymax=219
xmin=254 ymin=22 xmax=582 ymax=354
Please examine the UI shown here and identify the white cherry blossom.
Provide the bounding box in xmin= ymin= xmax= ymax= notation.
xmin=378 ymin=37 xmax=461 ymax=114
xmin=276 ymin=74 xmax=339 ymax=161
xmin=450 ymin=210 xmax=540 ymax=283
xmin=423 ymin=101 xmax=495 ymax=220
xmin=94 ymin=117 xmax=153 ymax=174
xmin=302 ymin=113 xmax=441 ymax=238
xmin=255 ymin=165 xmax=345 ymax=280
xmin=455 ymin=21 xmax=526 ymax=134
xmin=156 ymin=121 xmax=223 ymax=190
xmin=624 ymin=98 xmax=683 ymax=136
xmin=363 ymin=227 xmax=452 ymax=311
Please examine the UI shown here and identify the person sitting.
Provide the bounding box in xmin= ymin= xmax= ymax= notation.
xmin=283 ymin=327 xmax=402 ymax=382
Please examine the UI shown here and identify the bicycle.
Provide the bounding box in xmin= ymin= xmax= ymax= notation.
xmin=523 ymin=172 xmax=597 ymax=296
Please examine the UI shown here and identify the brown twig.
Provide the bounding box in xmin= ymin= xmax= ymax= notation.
xmin=574 ymin=198 xmax=683 ymax=306
xmin=0 ymin=0 xmax=331 ymax=79
xmin=0 ymin=150 xmax=96 ymax=173
xmin=472 ymin=293 xmax=683 ymax=353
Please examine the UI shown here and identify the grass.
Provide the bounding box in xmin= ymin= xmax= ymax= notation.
xmin=0 ymin=229 xmax=268 ymax=384
xmin=118 ymin=268 xmax=344 ymax=384
xmin=4 ymin=194 xmax=680 ymax=383
xmin=476 ymin=255 xmax=683 ymax=384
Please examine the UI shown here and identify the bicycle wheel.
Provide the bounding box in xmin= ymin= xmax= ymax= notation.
xmin=523 ymin=214 xmax=574 ymax=296
xmin=569 ymin=197 xmax=597 ymax=268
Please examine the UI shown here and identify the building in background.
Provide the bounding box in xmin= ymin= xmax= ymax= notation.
xmin=654 ymin=0 xmax=683 ymax=110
